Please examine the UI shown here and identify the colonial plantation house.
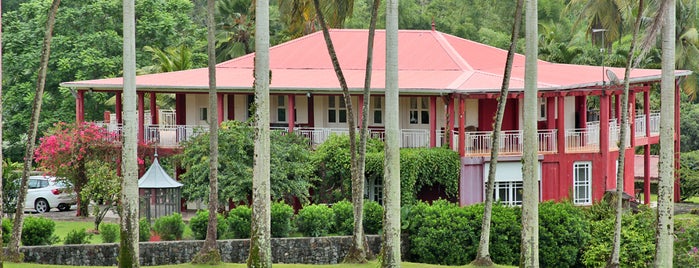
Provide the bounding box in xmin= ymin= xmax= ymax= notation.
xmin=61 ymin=28 xmax=688 ymax=208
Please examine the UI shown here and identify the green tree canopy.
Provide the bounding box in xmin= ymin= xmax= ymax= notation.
xmin=177 ymin=121 xmax=315 ymax=204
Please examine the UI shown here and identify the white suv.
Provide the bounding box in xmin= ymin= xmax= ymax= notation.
xmin=24 ymin=176 xmax=76 ymax=213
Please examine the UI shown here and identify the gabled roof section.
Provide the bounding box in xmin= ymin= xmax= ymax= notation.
xmin=61 ymin=29 xmax=691 ymax=93
xmin=138 ymin=157 xmax=183 ymax=189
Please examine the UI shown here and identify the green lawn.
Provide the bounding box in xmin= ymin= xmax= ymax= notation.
xmin=52 ymin=220 xmax=102 ymax=244
xmin=4 ymin=261 xmax=515 ymax=268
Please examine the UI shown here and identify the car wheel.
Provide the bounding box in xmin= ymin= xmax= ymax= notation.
xmin=35 ymin=199 xmax=49 ymax=213
xmin=57 ymin=204 xmax=70 ymax=211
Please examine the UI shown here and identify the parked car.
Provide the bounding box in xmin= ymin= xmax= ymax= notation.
xmin=24 ymin=176 xmax=76 ymax=213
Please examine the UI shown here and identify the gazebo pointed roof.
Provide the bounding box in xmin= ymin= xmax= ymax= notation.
xmin=138 ymin=155 xmax=182 ymax=189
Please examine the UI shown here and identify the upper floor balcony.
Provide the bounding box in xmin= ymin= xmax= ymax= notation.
xmin=96 ymin=112 xmax=660 ymax=156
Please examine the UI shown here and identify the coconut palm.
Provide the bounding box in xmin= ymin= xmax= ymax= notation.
xmin=137 ymin=45 xmax=195 ymax=75
xmin=569 ymin=0 xmax=635 ymax=48
xmin=191 ymin=0 xmax=222 ymax=264
xmin=278 ymin=0 xmax=354 ymax=37
xmin=381 ymin=0 xmax=400 ymax=267
xmin=247 ymin=0 xmax=272 ymax=266
xmin=118 ymin=0 xmax=140 ymax=266
xmin=7 ymin=0 xmax=61 ymax=262
xmin=656 ymin=0 xmax=676 ymax=265
xmin=521 ymin=0 xmax=540 ymax=266
xmin=473 ymin=0 xmax=524 ymax=266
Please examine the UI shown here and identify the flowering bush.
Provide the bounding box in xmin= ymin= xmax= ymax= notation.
xmin=34 ymin=122 xmax=118 ymax=215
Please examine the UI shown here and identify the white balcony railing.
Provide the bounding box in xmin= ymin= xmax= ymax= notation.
xmin=94 ymin=111 xmax=662 ymax=154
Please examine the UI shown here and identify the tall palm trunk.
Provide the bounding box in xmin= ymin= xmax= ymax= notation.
xmin=520 ymin=0 xmax=539 ymax=266
xmin=655 ymin=0 xmax=676 ymax=266
xmin=473 ymin=0 xmax=523 ymax=266
xmin=345 ymin=0 xmax=381 ymax=263
xmin=608 ymin=1 xmax=645 ymax=267
xmin=7 ymin=0 xmax=60 ymax=261
xmin=192 ymin=0 xmax=221 ymax=263
xmin=381 ymin=0 xmax=400 ymax=267
xmin=0 ymin=4 xmax=4 ymax=268
xmin=247 ymin=0 xmax=271 ymax=266
xmin=119 ymin=0 xmax=140 ymax=266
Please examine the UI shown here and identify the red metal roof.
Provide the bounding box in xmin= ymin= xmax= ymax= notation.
xmin=61 ymin=29 xmax=690 ymax=93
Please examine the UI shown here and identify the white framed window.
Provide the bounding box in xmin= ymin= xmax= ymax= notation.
xmin=372 ymin=96 xmax=384 ymax=125
xmin=494 ymin=181 xmax=523 ymax=206
xmin=328 ymin=96 xmax=347 ymax=123
xmin=277 ymin=95 xmax=287 ymax=122
xmin=199 ymin=107 xmax=208 ymax=121
xmin=365 ymin=176 xmax=383 ymax=205
xmin=409 ymin=97 xmax=429 ymax=124
xmin=483 ymin=161 xmax=542 ymax=206
xmin=538 ymin=97 xmax=547 ymax=120
xmin=573 ymin=161 xmax=592 ymax=205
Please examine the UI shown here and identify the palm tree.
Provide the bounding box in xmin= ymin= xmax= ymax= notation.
xmin=344 ymin=0 xmax=381 ymax=263
xmin=473 ymin=0 xmax=524 ymax=266
xmin=521 ymin=0 xmax=540 ymax=266
xmin=381 ymin=0 xmax=400 ymax=267
xmin=608 ymin=1 xmax=645 ymax=267
xmin=192 ymin=0 xmax=222 ymax=264
xmin=656 ymin=0 xmax=676 ymax=265
xmin=137 ymin=45 xmax=195 ymax=75
xmin=216 ymin=0 xmax=254 ymax=62
xmin=247 ymin=0 xmax=272 ymax=266
xmin=309 ymin=0 xmax=377 ymax=262
xmin=0 ymin=4 xmax=5 ymax=267
xmin=278 ymin=0 xmax=354 ymax=37
xmin=569 ymin=0 xmax=634 ymax=48
xmin=675 ymin=0 xmax=699 ymax=100
xmin=7 ymin=0 xmax=61 ymax=261
xmin=119 ymin=0 xmax=140 ymax=266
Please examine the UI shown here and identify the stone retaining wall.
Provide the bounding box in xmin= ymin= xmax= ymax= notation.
xmin=20 ymin=235 xmax=399 ymax=266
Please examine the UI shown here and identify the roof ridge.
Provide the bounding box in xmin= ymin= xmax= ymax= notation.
xmin=430 ymin=31 xmax=472 ymax=71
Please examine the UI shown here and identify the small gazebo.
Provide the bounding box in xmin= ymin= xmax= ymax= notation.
xmin=138 ymin=153 xmax=182 ymax=222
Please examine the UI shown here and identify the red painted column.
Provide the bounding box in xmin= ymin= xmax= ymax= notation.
xmin=307 ymin=94 xmax=315 ymax=128
xmin=557 ymin=95 xmax=565 ymax=154
xmin=357 ymin=95 xmax=364 ymax=128
xmin=597 ymin=94 xmax=610 ymax=201
xmin=615 ymin=93 xmax=621 ymax=120
xmin=644 ymin=144 xmax=651 ymax=204
xmin=644 ymin=90 xmax=650 ymax=137
xmin=138 ymin=92 xmax=145 ymax=143
xmin=546 ymin=96 xmax=556 ymax=129
xmin=116 ymin=92 xmax=123 ymax=124
xmin=150 ymin=92 xmax=158 ymax=125
xmin=76 ymin=90 xmax=85 ymax=124
xmin=429 ymin=96 xmax=437 ymax=147
xmin=287 ymin=94 xmax=295 ymax=132
xmin=175 ymin=94 xmax=187 ymax=125
xmin=227 ymin=94 xmax=235 ymax=121
xmin=629 ymin=91 xmax=636 ymax=147
xmin=447 ymin=95 xmax=455 ymax=150
xmin=458 ymin=95 xmax=466 ymax=156
xmin=217 ymin=93 xmax=224 ymax=124
xmin=675 ymin=82 xmax=682 ymax=202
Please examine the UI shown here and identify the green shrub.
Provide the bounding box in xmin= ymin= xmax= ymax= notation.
xmin=363 ymin=200 xmax=383 ymax=234
xmin=332 ymin=200 xmax=354 ymax=235
xmin=271 ymin=201 xmax=294 ymax=238
xmin=226 ymin=205 xmax=252 ymax=239
xmin=296 ymin=204 xmax=335 ymax=237
xmin=64 ymin=228 xmax=92 ymax=245
xmin=189 ymin=210 xmax=227 ymax=240
xmin=581 ymin=207 xmax=655 ymax=267
xmin=675 ymin=216 xmax=699 ymax=267
xmin=2 ymin=218 xmax=12 ymax=244
xmin=139 ymin=218 xmax=151 ymax=242
xmin=100 ymin=223 xmax=120 ymax=243
xmin=407 ymin=200 xmax=520 ymax=266
xmin=153 ymin=213 xmax=185 ymax=241
xmin=539 ymin=201 xmax=590 ymax=268
xmin=21 ymin=216 xmax=58 ymax=246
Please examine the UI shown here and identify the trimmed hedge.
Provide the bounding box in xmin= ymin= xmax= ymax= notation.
xmin=189 ymin=210 xmax=227 ymax=240
xmin=296 ymin=204 xmax=334 ymax=237
xmin=539 ymin=201 xmax=590 ymax=267
xmin=22 ymin=216 xmax=58 ymax=246
xmin=226 ymin=205 xmax=252 ymax=239
xmin=271 ymin=201 xmax=294 ymax=238
xmin=153 ymin=213 xmax=185 ymax=241
xmin=332 ymin=200 xmax=354 ymax=235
